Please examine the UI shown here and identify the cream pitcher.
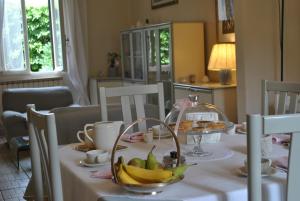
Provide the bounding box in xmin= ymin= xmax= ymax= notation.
xmin=84 ymin=121 xmax=123 ymax=152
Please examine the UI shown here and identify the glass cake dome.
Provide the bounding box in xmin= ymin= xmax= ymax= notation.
xmin=165 ymin=95 xmax=231 ymax=137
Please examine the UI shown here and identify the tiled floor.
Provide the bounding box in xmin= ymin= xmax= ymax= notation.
xmin=0 ymin=137 xmax=31 ymax=201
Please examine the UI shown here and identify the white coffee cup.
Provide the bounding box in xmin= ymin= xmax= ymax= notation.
xmin=152 ymin=125 xmax=161 ymax=136
xmin=84 ymin=121 xmax=123 ymax=152
xmin=261 ymin=135 xmax=273 ymax=158
xmin=86 ymin=149 xmax=109 ymax=164
xmin=76 ymin=129 xmax=94 ymax=147
xmin=143 ymin=132 xmax=153 ymax=143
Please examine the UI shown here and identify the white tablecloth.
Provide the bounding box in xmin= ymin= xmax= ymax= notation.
xmin=59 ymin=134 xmax=288 ymax=201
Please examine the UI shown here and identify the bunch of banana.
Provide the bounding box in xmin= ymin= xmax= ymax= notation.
xmin=115 ymin=146 xmax=190 ymax=185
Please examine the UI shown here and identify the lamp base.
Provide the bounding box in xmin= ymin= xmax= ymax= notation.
xmin=219 ymin=69 xmax=232 ymax=85
xmin=208 ymin=70 xmax=236 ymax=84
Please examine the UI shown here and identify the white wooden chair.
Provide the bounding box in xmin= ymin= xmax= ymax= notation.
xmin=247 ymin=113 xmax=300 ymax=201
xmin=99 ymin=83 xmax=165 ymax=131
xmin=262 ymin=80 xmax=300 ymax=115
xmin=27 ymin=104 xmax=63 ymax=201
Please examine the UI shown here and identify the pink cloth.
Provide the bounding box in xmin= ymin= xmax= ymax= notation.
xmin=121 ymin=131 xmax=144 ymax=143
xmin=273 ymin=156 xmax=288 ymax=170
xmin=90 ymin=169 xmax=112 ymax=179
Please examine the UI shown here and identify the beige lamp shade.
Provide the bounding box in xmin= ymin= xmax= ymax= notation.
xmin=208 ymin=43 xmax=236 ymax=70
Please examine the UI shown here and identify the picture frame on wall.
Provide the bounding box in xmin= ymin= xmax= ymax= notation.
xmin=217 ymin=0 xmax=235 ymax=42
xmin=151 ymin=0 xmax=178 ymax=9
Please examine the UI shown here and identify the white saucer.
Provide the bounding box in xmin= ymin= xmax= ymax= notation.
xmin=79 ymin=158 xmax=110 ymax=167
xmin=236 ymin=128 xmax=247 ymax=134
xmin=236 ymin=166 xmax=277 ymax=177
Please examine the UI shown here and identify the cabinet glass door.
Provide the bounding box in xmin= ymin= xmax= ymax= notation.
xmin=159 ymin=28 xmax=171 ymax=81
xmin=146 ymin=29 xmax=159 ymax=83
xmin=121 ymin=33 xmax=132 ymax=79
xmin=132 ymin=31 xmax=144 ymax=80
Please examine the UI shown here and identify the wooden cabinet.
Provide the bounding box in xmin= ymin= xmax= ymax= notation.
xmin=174 ymin=83 xmax=237 ymax=123
xmin=121 ymin=22 xmax=205 ymax=83
xmin=121 ymin=30 xmax=145 ymax=81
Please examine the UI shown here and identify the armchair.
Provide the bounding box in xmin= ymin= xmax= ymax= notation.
xmin=1 ymin=86 xmax=75 ymax=142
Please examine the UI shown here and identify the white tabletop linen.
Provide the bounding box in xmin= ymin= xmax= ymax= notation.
xmin=59 ymin=134 xmax=288 ymax=201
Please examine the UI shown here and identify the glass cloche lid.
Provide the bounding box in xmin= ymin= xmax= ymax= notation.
xmin=165 ymin=95 xmax=231 ymax=135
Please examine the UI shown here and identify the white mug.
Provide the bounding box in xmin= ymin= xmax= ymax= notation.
xmin=244 ymin=158 xmax=272 ymax=173
xmin=84 ymin=121 xmax=123 ymax=152
xmin=76 ymin=129 xmax=94 ymax=147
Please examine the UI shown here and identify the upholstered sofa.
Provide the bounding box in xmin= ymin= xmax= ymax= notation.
xmin=1 ymin=86 xmax=75 ymax=142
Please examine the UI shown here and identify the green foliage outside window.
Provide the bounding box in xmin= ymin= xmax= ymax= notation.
xmin=26 ymin=6 xmax=52 ymax=72
xmin=159 ymin=29 xmax=170 ymax=65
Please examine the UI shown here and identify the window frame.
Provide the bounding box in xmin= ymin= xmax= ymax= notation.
xmin=0 ymin=0 xmax=66 ymax=78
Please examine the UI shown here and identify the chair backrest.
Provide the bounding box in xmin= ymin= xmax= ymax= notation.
xmin=99 ymin=83 xmax=165 ymax=131
xmin=27 ymin=104 xmax=63 ymax=201
xmin=247 ymin=113 xmax=300 ymax=201
xmin=262 ymin=80 xmax=300 ymax=115
xmin=3 ymin=86 xmax=73 ymax=113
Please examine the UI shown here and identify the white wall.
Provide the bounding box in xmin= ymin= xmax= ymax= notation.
xmin=283 ymin=0 xmax=300 ymax=82
xmin=234 ymin=0 xmax=281 ymax=122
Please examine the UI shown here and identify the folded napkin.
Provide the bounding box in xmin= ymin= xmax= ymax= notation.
xmin=90 ymin=169 xmax=112 ymax=179
xmin=272 ymin=134 xmax=290 ymax=145
xmin=273 ymin=156 xmax=288 ymax=171
xmin=74 ymin=143 xmax=95 ymax=152
xmin=74 ymin=144 xmax=127 ymax=152
xmin=121 ymin=132 xmax=144 ymax=143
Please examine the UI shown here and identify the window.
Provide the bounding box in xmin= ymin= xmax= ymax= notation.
xmin=0 ymin=0 xmax=64 ymax=73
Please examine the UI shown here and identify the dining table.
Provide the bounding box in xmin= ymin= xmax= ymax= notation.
xmin=59 ymin=133 xmax=288 ymax=201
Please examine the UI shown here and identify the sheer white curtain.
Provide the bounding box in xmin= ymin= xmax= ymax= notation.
xmin=0 ymin=0 xmax=4 ymax=71
xmin=1 ymin=0 xmax=25 ymax=71
xmin=63 ymin=0 xmax=90 ymax=105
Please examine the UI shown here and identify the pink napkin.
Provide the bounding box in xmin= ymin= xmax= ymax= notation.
xmin=90 ymin=169 xmax=112 ymax=179
xmin=273 ymin=156 xmax=288 ymax=170
xmin=121 ymin=131 xmax=144 ymax=143
xmin=272 ymin=134 xmax=290 ymax=145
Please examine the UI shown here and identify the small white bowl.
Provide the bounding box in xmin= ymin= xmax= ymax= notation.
xmin=244 ymin=158 xmax=272 ymax=173
xmin=86 ymin=149 xmax=109 ymax=164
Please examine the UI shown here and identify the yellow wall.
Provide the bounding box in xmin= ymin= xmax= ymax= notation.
xmin=129 ymin=0 xmax=217 ymax=66
xmin=86 ymin=0 xmax=132 ymax=77
xmin=86 ymin=0 xmax=217 ymax=78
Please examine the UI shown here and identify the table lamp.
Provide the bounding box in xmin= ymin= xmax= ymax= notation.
xmin=208 ymin=43 xmax=236 ymax=85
